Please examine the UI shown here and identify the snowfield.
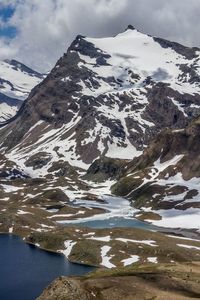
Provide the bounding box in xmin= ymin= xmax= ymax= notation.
xmin=0 ymin=59 xmax=43 ymax=122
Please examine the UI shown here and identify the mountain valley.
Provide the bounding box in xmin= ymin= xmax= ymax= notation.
xmin=0 ymin=25 xmax=200 ymax=300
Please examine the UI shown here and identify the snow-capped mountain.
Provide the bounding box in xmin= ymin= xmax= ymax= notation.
xmin=1 ymin=26 xmax=200 ymax=176
xmin=0 ymin=59 xmax=43 ymax=122
xmin=0 ymin=26 xmax=200 ymax=234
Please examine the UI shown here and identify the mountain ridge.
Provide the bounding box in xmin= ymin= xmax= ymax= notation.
xmin=0 ymin=58 xmax=44 ymax=123
xmin=1 ymin=28 xmax=200 ymax=167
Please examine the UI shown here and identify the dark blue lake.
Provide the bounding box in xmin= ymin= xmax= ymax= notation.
xmin=0 ymin=234 xmax=94 ymax=300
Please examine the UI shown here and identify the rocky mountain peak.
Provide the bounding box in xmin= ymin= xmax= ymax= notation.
xmin=0 ymin=28 xmax=200 ymax=176
xmin=125 ymin=24 xmax=136 ymax=31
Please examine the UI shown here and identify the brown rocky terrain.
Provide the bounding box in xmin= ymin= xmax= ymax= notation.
xmin=110 ymin=116 xmax=200 ymax=227
xmin=37 ymin=262 xmax=200 ymax=300
xmin=112 ymin=116 xmax=200 ymax=199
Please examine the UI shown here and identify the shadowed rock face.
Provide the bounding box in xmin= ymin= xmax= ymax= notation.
xmin=0 ymin=92 xmax=21 ymax=108
xmin=144 ymin=83 xmax=200 ymax=129
xmin=153 ymin=37 xmax=199 ymax=60
xmin=83 ymin=157 xmax=127 ymax=182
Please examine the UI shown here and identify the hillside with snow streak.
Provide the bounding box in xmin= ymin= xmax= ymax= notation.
xmin=112 ymin=116 xmax=200 ymax=230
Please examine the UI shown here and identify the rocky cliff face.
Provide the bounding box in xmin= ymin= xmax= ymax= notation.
xmin=1 ymin=27 xmax=200 ymax=177
xmin=0 ymin=59 xmax=43 ymax=122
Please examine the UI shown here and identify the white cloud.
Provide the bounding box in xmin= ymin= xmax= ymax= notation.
xmin=0 ymin=38 xmax=17 ymax=59
xmin=0 ymin=0 xmax=200 ymax=72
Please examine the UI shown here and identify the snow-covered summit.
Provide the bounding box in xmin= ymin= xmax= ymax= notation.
xmin=83 ymin=27 xmax=200 ymax=95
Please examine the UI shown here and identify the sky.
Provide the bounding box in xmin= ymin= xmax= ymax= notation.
xmin=0 ymin=0 xmax=200 ymax=72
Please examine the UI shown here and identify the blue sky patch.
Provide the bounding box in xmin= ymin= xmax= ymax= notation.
xmin=0 ymin=5 xmax=15 ymax=21
xmin=0 ymin=26 xmax=17 ymax=39
xmin=0 ymin=5 xmax=16 ymax=38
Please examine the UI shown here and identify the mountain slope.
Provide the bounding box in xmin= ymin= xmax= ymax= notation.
xmin=0 ymin=26 xmax=200 ymax=245
xmin=0 ymin=26 xmax=200 ymax=179
xmin=38 ymin=262 xmax=200 ymax=300
xmin=0 ymin=59 xmax=43 ymax=122
xmin=112 ymin=116 xmax=200 ymax=229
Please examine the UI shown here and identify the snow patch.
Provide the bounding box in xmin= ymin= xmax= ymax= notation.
xmin=100 ymin=245 xmax=116 ymax=269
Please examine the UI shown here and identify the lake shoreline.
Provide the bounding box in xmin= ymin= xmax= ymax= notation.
xmin=1 ymin=220 xmax=200 ymax=269
xmin=0 ymin=235 xmax=94 ymax=300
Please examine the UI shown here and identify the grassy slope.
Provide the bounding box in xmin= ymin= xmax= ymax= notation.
xmin=37 ymin=262 xmax=200 ymax=300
